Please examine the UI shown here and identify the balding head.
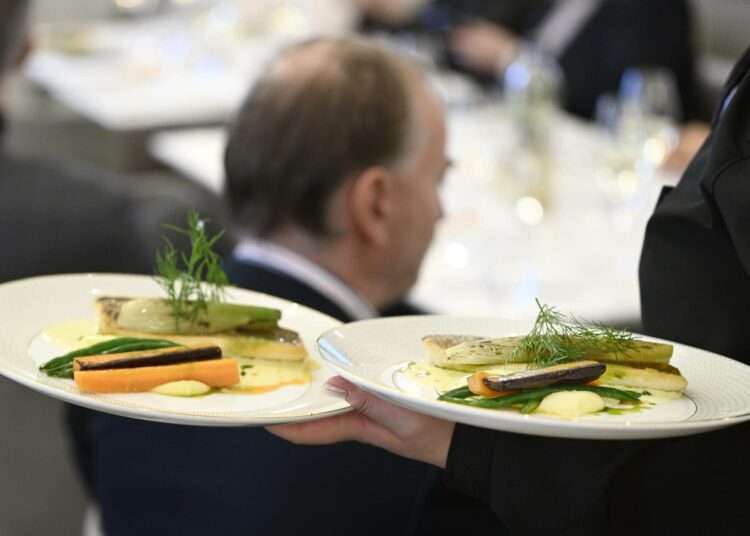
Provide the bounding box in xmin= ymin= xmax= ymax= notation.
xmin=224 ymin=37 xmax=432 ymax=238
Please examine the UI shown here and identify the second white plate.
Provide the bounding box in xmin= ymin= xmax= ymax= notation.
xmin=316 ymin=315 xmax=750 ymax=440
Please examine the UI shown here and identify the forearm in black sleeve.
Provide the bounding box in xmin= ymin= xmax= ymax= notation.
xmin=445 ymin=424 xmax=650 ymax=535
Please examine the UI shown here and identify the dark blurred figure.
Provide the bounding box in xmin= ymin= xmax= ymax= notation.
xmin=0 ymin=2 xmax=227 ymax=283
xmin=0 ymin=2 xmax=227 ymax=535
xmin=362 ymin=0 xmax=699 ymax=120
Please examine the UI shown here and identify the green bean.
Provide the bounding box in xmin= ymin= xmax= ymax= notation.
xmin=520 ymin=399 xmax=541 ymax=414
xmin=438 ymin=386 xmax=474 ymax=400
xmin=579 ymin=385 xmax=642 ymax=402
xmin=439 ymin=384 xmax=642 ymax=412
xmin=98 ymin=340 xmax=178 ymax=355
xmin=39 ymin=337 xmax=144 ymax=372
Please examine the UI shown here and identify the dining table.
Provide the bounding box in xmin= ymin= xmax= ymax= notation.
xmin=24 ymin=0 xmax=356 ymax=131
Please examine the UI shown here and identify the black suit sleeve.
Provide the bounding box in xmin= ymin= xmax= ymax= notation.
xmin=445 ymin=425 xmax=649 ymax=535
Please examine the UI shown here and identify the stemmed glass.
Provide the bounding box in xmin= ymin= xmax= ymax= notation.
xmin=594 ymin=67 xmax=680 ymax=206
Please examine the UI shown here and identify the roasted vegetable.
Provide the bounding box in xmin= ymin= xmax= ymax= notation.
xmin=73 ymin=358 xmax=239 ymax=393
xmin=423 ymin=334 xmax=523 ymax=367
xmin=96 ymin=297 xmax=306 ymax=361
xmin=97 ymin=297 xmax=281 ymax=335
xmin=481 ymin=360 xmax=606 ymax=391
xmin=39 ymin=337 xmax=179 ymax=379
xmin=601 ymin=363 xmax=687 ymax=392
xmin=73 ymin=344 xmax=222 ymax=371
xmin=467 ymin=372 xmax=513 ymax=398
xmin=443 ymin=336 xmax=673 ymax=367
xmin=438 ymin=384 xmax=642 ymax=411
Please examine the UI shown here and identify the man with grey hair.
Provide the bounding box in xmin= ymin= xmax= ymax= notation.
xmin=68 ymin=37 xmax=457 ymax=535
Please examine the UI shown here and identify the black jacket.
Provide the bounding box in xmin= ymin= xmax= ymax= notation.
xmin=442 ymin=46 xmax=750 ymax=536
xmin=68 ymin=258 xmax=438 ymax=536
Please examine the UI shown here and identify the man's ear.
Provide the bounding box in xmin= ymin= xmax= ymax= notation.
xmin=347 ymin=166 xmax=396 ymax=247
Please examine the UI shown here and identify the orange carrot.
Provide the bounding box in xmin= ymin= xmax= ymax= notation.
xmin=467 ymin=372 xmax=515 ymax=398
xmin=74 ymin=358 xmax=240 ymax=393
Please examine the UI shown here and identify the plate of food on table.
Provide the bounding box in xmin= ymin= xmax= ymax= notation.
xmin=316 ymin=300 xmax=750 ymax=439
xmin=0 ymin=213 xmax=346 ymax=426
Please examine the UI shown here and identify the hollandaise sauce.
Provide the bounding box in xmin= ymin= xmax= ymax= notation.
xmin=42 ymin=319 xmax=314 ymax=396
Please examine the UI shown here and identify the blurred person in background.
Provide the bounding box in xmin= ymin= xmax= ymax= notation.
xmin=0 ymin=1 xmax=227 ymax=534
xmin=270 ymin=41 xmax=750 ymax=536
xmin=361 ymin=0 xmax=698 ymax=121
xmin=0 ymin=0 xmax=226 ymax=283
xmin=67 ymin=37 xmax=466 ymax=536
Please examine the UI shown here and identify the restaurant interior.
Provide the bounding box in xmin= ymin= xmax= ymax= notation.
xmin=1 ymin=1 xmax=749 ymax=534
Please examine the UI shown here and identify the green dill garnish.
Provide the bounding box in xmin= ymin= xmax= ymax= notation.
xmin=508 ymin=299 xmax=637 ymax=367
xmin=155 ymin=209 xmax=228 ymax=332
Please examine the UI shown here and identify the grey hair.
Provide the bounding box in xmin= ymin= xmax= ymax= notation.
xmin=0 ymin=0 xmax=30 ymax=75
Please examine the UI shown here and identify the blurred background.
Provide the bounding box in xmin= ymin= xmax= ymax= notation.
xmin=1 ymin=1 xmax=749 ymax=534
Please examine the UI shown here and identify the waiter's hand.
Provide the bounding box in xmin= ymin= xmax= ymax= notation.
xmin=267 ymin=376 xmax=455 ymax=468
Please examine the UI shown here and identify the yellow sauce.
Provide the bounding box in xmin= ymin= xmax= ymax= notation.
xmin=402 ymin=362 xmax=529 ymax=392
xmin=401 ymin=361 xmax=684 ymax=416
xmin=43 ymin=319 xmax=102 ymax=349
xmin=401 ymin=363 xmax=470 ymax=392
xmin=42 ymin=319 xmax=315 ymax=396
xmin=227 ymin=357 xmax=316 ymax=395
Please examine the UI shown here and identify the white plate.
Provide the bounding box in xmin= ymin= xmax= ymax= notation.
xmin=0 ymin=274 xmax=349 ymax=426
xmin=317 ymin=315 xmax=750 ymax=440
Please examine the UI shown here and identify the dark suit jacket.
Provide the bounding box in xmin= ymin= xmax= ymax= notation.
xmin=442 ymin=46 xmax=750 ymax=536
xmin=68 ymin=259 xmax=439 ymax=536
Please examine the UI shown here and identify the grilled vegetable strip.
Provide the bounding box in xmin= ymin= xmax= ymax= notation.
xmin=102 ymin=297 xmax=282 ymax=335
xmin=73 ymin=344 xmax=222 ymax=371
xmin=438 ymin=385 xmax=641 ymax=411
xmin=467 ymin=372 xmax=514 ymax=398
xmin=445 ymin=336 xmax=673 ymax=367
xmin=73 ymin=358 xmax=239 ymax=393
xmin=40 ymin=337 xmax=178 ymax=379
xmin=482 ymin=360 xmax=606 ymax=391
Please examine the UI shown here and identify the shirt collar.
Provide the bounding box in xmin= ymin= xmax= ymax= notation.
xmin=232 ymin=237 xmax=378 ymax=321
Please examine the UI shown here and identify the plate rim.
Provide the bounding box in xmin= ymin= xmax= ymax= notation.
xmin=315 ymin=314 xmax=750 ymax=440
xmin=0 ymin=272 xmax=353 ymax=426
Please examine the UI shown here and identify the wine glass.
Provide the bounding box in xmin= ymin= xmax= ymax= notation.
xmin=617 ymin=67 xmax=680 ymax=167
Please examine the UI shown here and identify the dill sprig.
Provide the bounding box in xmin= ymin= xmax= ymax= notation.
xmin=155 ymin=209 xmax=228 ymax=332
xmin=508 ymin=299 xmax=637 ymax=367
